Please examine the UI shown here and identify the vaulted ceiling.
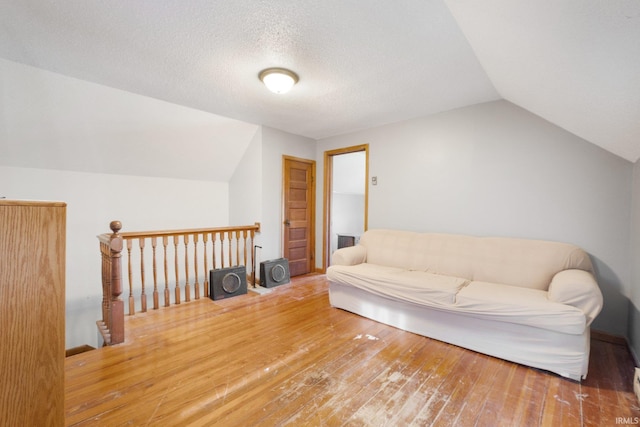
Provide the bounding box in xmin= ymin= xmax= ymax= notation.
xmin=1 ymin=1 xmax=639 ymax=161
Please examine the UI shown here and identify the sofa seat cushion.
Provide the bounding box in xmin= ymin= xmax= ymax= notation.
xmin=327 ymin=263 xmax=469 ymax=306
xmin=455 ymin=281 xmax=586 ymax=334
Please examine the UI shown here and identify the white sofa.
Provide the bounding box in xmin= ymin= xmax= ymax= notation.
xmin=327 ymin=229 xmax=603 ymax=380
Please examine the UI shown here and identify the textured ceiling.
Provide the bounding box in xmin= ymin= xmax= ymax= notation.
xmin=1 ymin=1 xmax=639 ymax=161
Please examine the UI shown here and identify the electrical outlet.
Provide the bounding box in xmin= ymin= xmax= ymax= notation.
xmin=372 ymin=176 xmax=378 ymax=186
xmin=634 ymin=368 xmax=640 ymax=404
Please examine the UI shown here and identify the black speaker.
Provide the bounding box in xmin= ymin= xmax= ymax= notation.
xmin=260 ymin=258 xmax=290 ymax=288
xmin=210 ymin=266 xmax=247 ymax=300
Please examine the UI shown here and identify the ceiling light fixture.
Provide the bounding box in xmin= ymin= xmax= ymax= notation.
xmin=259 ymin=68 xmax=299 ymax=94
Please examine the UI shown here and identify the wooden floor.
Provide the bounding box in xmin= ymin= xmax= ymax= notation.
xmin=66 ymin=274 xmax=640 ymax=426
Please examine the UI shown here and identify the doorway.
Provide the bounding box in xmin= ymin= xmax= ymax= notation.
xmin=282 ymin=155 xmax=316 ymax=277
xmin=323 ymin=144 xmax=369 ymax=270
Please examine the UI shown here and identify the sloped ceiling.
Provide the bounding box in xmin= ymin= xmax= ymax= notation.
xmin=445 ymin=0 xmax=640 ymax=162
xmin=0 ymin=1 xmax=639 ymax=162
xmin=0 ymin=58 xmax=260 ymax=182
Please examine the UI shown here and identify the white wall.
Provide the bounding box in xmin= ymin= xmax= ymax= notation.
xmin=0 ymin=59 xmax=248 ymax=349
xmin=330 ymin=151 xmax=367 ymax=253
xmin=330 ymin=193 xmax=365 ymax=253
xmin=229 ymin=127 xmax=263 ymax=227
xmin=628 ymin=160 xmax=640 ymax=361
xmin=317 ymin=100 xmax=632 ymax=336
xmin=0 ymin=166 xmax=228 ymax=349
xmin=228 ymin=128 xmax=263 ymax=280
xmin=260 ymin=127 xmax=316 ymax=264
xmin=332 ymin=151 xmax=367 ymax=194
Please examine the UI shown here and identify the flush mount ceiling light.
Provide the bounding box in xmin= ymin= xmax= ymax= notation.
xmin=259 ymin=68 xmax=299 ymax=94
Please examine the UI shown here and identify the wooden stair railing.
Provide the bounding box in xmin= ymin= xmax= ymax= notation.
xmin=97 ymin=221 xmax=261 ymax=345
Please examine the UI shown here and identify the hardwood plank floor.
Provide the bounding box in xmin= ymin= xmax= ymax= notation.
xmin=65 ymin=274 xmax=640 ymax=426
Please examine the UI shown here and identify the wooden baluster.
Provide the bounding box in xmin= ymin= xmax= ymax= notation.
xmin=228 ymin=231 xmax=233 ymax=267
xmin=250 ymin=228 xmax=256 ymax=283
xmin=139 ymin=238 xmax=147 ymax=313
xmin=184 ymin=234 xmax=190 ymax=302
xmin=193 ymin=233 xmax=200 ymax=300
xmin=219 ymin=232 xmax=225 ymax=268
xmin=100 ymin=242 xmax=109 ymax=329
xmin=151 ymin=237 xmax=159 ymax=310
xmin=242 ymin=230 xmax=249 ymax=268
xmin=212 ymin=232 xmax=218 ymax=270
xmin=203 ymin=233 xmax=209 ymax=298
xmin=108 ymin=221 xmax=124 ymax=344
xmin=235 ymin=230 xmax=241 ymax=266
xmin=163 ymin=236 xmax=170 ymax=307
xmin=174 ymin=235 xmax=180 ymax=304
xmin=127 ymin=238 xmax=134 ymax=315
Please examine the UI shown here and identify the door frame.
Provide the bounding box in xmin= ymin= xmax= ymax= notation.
xmin=282 ymin=155 xmax=316 ymax=275
xmin=322 ymin=144 xmax=369 ymax=272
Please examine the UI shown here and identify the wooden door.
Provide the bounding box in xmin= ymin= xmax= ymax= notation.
xmin=283 ymin=156 xmax=315 ymax=277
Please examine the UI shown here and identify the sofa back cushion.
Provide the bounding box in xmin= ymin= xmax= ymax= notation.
xmin=360 ymin=230 xmax=475 ymax=278
xmin=471 ymin=237 xmax=593 ymax=290
xmin=359 ymin=229 xmax=593 ymax=290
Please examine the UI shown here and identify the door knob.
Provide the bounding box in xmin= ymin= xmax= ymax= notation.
xmin=284 ymin=219 xmax=290 ymax=226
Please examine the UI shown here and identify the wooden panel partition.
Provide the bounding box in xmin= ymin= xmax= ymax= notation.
xmin=1 ymin=200 xmax=66 ymax=426
xmin=97 ymin=221 xmax=260 ymax=345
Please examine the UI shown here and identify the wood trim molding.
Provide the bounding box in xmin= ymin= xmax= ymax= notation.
xmin=322 ymin=144 xmax=369 ymax=271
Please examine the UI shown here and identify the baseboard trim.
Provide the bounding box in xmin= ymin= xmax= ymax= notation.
xmin=591 ymin=329 xmax=627 ymax=345
xmin=66 ymin=344 xmax=96 ymax=357
xmin=591 ymin=329 xmax=639 ymax=367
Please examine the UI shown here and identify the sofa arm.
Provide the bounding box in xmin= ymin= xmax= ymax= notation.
xmin=548 ymin=269 xmax=603 ymax=326
xmin=331 ymin=245 xmax=367 ymax=266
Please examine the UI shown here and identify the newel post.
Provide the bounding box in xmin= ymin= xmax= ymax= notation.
xmin=108 ymin=220 xmax=125 ymax=344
